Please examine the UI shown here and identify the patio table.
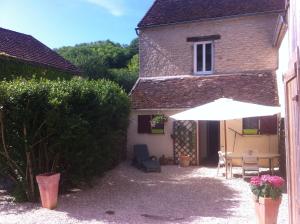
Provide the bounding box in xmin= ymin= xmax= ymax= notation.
xmin=224 ymin=152 xmax=280 ymax=176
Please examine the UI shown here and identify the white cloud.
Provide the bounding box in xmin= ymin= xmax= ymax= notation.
xmin=85 ymin=0 xmax=126 ymax=16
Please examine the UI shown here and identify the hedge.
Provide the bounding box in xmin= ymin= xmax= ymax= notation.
xmin=0 ymin=78 xmax=130 ymax=201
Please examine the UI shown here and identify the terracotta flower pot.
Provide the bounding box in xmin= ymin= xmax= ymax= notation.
xmin=179 ymin=155 xmax=191 ymax=167
xmin=254 ymin=196 xmax=282 ymax=224
xmin=36 ymin=173 xmax=60 ymax=209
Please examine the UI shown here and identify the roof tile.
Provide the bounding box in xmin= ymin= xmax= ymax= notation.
xmin=130 ymin=72 xmax=279 ymax=109
xmin=138 ymin=0 xmax=285 ymax=28
xmin=0 ymin=27 xmax=81 ymax=74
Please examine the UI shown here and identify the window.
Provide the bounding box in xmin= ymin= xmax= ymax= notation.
xmin=243 ymin=117 xmax=259 ymax=135
xmin=243 ymin=115 xmax=277 ymax=135
xmin=137 ymin=115 xmax=165 ymax=134
xmin=194 ymin=41 xmax=213 ymax=75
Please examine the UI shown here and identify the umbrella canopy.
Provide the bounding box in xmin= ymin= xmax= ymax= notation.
xmin=170 ymin=98 xmax=281 ymax=179
xmin=170 ymin=98 xmax=281 ymax=121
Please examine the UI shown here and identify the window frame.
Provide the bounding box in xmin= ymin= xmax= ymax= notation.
xmin=193 ymin=41 xmax=214 ymax=75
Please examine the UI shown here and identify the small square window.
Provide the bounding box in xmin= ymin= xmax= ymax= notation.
xmin=243 ymin=117 xmax=259 ymax=135
xmin=137 ymin=115 xmax=165 ymax=134
xmin=194 ymin=42 xmax=213 ymax=75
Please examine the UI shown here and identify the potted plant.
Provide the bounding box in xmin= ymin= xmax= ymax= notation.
xmin=150 ymin=114 xmax=168 ymax=127
xmin=250 ymin=175 xmax=285 ymax=224
xmin=179 ymin=153 xmax=191 ymax=167
xmin=36 ymin=172 xmax=60 ymax=209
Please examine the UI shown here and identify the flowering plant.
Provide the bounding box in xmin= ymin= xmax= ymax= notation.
xmin=150 ymin=114 xmax=168 ymax=127
xmin=250 ymin=175 xmax=285 ymax=201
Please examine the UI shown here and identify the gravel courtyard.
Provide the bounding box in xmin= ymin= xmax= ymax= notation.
xmin=0 ymin=162 xmax=288 ymax=224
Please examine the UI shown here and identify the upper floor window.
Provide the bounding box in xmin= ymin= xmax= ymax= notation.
xmin=194 ymin=41 xmax=213 ymax=75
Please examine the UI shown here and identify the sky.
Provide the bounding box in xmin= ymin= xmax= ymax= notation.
xmin=0 ymin=0 xmax=154 ymax=48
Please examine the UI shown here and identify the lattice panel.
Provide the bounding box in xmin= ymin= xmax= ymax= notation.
xmin=173 ymin=121 xmax=197 ymax=165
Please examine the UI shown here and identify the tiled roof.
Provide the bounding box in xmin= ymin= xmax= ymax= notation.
xmin=138 ymin=0 xmax=285 ymax=28
xmin=130 ymin=72 xmax=279 ymax=109
xmin=0 ymin=27 xmax=81 ymax=74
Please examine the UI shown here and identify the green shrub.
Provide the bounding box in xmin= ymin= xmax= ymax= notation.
xmin=0 ymin=78 xmax=130 ymax=201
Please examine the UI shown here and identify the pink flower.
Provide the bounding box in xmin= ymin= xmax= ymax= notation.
xmin=268 ymin=176 xmax=285 ymax=188
xmin=250 ymin=176 xmax=261 ymax=186
xmin=260 ymin=175 xmax=271 ymax=183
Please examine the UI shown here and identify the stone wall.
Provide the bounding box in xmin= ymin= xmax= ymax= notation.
xmin=139 ymin=13 xmax=279 ymax=77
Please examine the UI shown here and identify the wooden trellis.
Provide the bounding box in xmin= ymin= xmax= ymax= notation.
xmin=172 ymin=121 xmax=197 ymax=165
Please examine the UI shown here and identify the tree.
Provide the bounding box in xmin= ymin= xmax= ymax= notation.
xmin=56 ymin=39 xmax=139 ymax=92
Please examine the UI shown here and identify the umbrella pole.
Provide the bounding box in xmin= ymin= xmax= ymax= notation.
xmin=224 ymin=120 xmax=228 ymax=179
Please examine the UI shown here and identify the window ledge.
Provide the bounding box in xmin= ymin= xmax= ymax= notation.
xmin=194 ymin=72 xmax=213 ymax=76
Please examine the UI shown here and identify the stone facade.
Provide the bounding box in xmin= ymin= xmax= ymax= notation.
xmin=128 ymin=11 xmax=281 ymax=165
xmin=139 ymin=13 xmax=279 ymax=77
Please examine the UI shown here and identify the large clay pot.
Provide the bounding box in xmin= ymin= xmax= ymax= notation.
xmin=36 ymin=173 xmax=60 ymax=209
xmin=254 ymin=196 xmax=282 ymax=224
xmin=179 ymin=155 xmax=191 ymax=167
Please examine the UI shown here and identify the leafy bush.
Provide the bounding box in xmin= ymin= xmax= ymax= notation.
xmin=0 ymin=78 xmax=130 ymax=201
xmin=108 ymin=68 xmax=138 ymax=93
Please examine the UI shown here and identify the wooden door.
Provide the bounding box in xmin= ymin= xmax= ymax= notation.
xmin=285 ymin=51 xmax=300 ymax=224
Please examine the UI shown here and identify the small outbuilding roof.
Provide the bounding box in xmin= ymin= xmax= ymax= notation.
xmin=130 ymin=72 xmax=279 ymax=109
xmin=0 ymin=27 xmax=81 ymax=74
xmin=138 ymin=0 xmax=285 ymax=28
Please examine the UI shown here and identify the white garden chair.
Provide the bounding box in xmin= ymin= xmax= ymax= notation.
xmin=217 ymin=151 xmax=232 ymax=178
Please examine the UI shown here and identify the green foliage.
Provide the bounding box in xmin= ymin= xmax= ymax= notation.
xmin=108 ymin=68 xmax=138 ymax=93
xmin=0 ymin=57 xmax=75 ymax=80
xmin=251 ymin=183 xmax=283 ymax=200
xmin=0 ymin=78 xmax=130 ymax=202
xmin=127 ymin=54 xmax=139 ymax=73
xmin=128 ymin=38 xmax=139 ymax=56
xmin=56 ymin=39 xmax=139 ymax=92
xmin=57 ymin=40 xmax=136 ymax=69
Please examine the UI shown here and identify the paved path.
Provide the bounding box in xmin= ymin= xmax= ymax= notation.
xmin=0 ymin=162 xmax=288 ymax=224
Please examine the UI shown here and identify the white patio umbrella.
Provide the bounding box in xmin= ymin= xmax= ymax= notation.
xmin=170 ymin=98 xmax=281 ymax=178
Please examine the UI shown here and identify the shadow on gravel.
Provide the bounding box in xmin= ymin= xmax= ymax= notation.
xmin=57 ymin=164 xmax=240 ymax=223
xmin=0 ymin=177 xmax=39 ymax=216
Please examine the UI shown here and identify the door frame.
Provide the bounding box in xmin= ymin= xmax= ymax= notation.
xmin=284 ymin=50 xmax=300 ymax=224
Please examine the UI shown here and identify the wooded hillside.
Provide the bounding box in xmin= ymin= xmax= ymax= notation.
xmin=56 ymin=38 xmax=139 ymax=92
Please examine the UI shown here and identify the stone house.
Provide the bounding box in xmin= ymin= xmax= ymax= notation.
xmin=128 ymin=0 xmax=285 ymax=166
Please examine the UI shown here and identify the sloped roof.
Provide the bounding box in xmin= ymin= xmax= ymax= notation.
xmin=130 ymin=72 xmax=279 ymax=109
xmin=138 ymin=0 xmax=285 ymax=28
xmin=0 ymin=27 xmax=81 ymax=74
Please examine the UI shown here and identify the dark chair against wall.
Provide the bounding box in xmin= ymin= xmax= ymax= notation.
xmin=132 ymin=144 xmax=161 ymax=172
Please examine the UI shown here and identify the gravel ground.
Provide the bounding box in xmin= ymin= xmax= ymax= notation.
xmin=0 ymin=162 xmax=288 ymax=224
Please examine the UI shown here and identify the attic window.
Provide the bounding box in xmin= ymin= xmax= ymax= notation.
xmin=194 ymin=41 xmax=213 ymax=75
